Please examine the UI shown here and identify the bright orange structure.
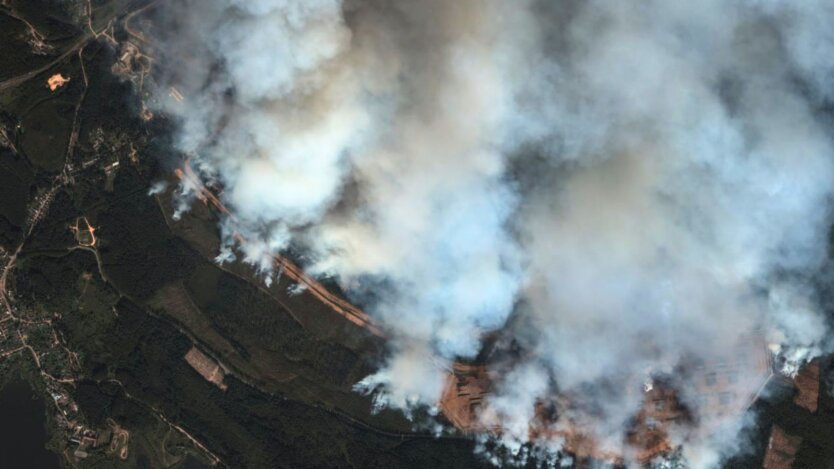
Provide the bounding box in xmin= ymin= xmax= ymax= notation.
xmin=71 ymin=217 xmax=97 ymax=247
xmin=47 ymin=73 xmax=70 ymax=91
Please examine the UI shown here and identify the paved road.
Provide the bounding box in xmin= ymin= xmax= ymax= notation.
xmin=0 ymin=35 xmax=91 ymax=94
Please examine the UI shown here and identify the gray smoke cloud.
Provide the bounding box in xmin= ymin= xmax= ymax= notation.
xmin=147 ymin=0 xmax=834 ymax=466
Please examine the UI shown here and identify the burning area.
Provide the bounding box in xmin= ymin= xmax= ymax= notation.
xmin=140 ymin=0 xmax=834 ymax=466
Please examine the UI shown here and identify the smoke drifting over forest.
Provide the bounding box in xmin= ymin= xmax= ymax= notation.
xmin=149 ymin=0 xmax=834 ymax=466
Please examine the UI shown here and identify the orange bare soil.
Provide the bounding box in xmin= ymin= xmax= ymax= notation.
xmin=439 ymin=335 xmax=773 ymax=463
xmin=763 ymin=425 xmax=802 ymax=469
xmin=438 ymin=363 xmax=673 ymax=464
xmin=184 ymin=347 xmax=227 ymax=391
xmin=71 ymin=217 xmax=97 ymax=247
xmin=106 ymin=419 xmax=130 ymax=461
xmin=47 ymin=73 xmax=70 ymax=91
xmin=792 ymin=360 xmax=820 ymax=413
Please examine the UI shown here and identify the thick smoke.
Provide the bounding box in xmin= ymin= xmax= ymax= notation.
xmin=149 ymin=0 xmax=834 ymax=466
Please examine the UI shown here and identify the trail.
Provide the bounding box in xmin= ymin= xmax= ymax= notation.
xmin=123 ymin=0 xmax=163 ymax=43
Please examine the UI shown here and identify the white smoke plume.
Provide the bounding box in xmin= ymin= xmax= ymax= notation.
xmin=147 ymin=0 xmax=834 ymax=466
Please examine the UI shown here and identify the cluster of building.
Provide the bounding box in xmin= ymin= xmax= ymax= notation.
xmin=68 ymin=425 xmax=99 ymax=460
xmin=1 ymin=308 xmax=132 ymax=464
xmin=46 ymin=381 xmax=131 ymax=462
xmin=111 ymin=37 xmax=155 ymax=122
xmin=47 ymin=384 xmax=93 ymax=460
xmin=65 ymin=123 xmax=139 ymax=192
xmin=0 ymin=319 xmax=23 ymax=355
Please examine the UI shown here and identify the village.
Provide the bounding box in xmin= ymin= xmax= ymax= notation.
xmin=0 ymin=57 xmax=145 ymax=463
xmin=0 ymin=209 xmax=131 ymax=465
